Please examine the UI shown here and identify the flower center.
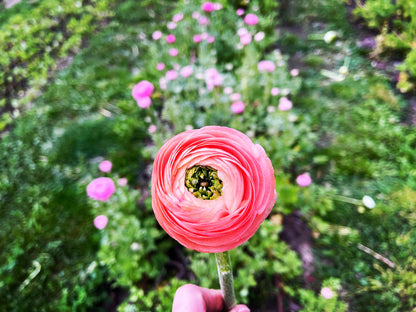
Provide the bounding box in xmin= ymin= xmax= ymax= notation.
xmin=185 ymin=165 xmax=223 ymax=200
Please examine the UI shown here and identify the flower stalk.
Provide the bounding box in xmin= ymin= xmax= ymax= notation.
xmin=215 ymin=251 xmax=236 ymax=310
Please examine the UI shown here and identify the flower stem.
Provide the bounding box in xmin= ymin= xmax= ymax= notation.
xmin=215 ymin=251 xmax=236 ymax=310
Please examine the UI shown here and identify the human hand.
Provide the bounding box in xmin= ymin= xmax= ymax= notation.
xmin=172 ymin=284 xmax=250 ymax=312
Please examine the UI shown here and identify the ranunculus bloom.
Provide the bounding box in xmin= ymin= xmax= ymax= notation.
xmin=320 ymin=287 xmax=334 ymax=299
xmin=278 ymin=97 xmax=293 ymax=111
xmin=167 ymin=21 xmax=177 ymax=30
xmin=231 ymin=101 xmax=245 ymax=114
xmin=244 ymin=13 xmax=259 ymax=25
xmin=240 ymin=33 xmax=252 ymax=45
xmin=118 ymin=177 xmax=128 ymax=186
xmin=152 ymin=30 xmax=162 ymax=40
xmin=207 ymin=36 xmax=215 ymax=43
xmin=254 ymin=31 xmax=265 ymax=41
xmin=136 ymin=97 xmax=151 ymax=108
xmin=151 ymin=126 xmax=276 ymax=253
xmin=271 ymin=87 xmax=280 ymax=96
xmin=201 ymin=2 xmax=215 ymax=12
xmin=98 ymin=160 xmax=112 ymax=173
xmin=132 ymin=80 xmax=154 ymax=99
xmin=258 ymin=60 xmax=275 ymax=73
xmin=296 ymin=173 xmax=312 ymax=187
xmin=230 ymin=93 xmax=241 ymax=102
xmin=199 ymin=16 xmax=209 ymax=25
xmin=94 ymin=215 xmax=108 ymax=230
xmin=290 ymin=68 xmax=299 ymax=76
xmin=205 ymin=68 xmax=223 ymax=90
xmin=193 ymin=34 xmax=202 ymax=43
xmin=172 ymin=12 xmax=184 ymax=23
xmin=169 ymin=48 xmax=179 ymax=56
xmin=236 ymin=8 xmax=244 ymax=16
xmin=180 ymin=65 xmax=193 ymax=78
xmin=166 ymin=70 xmax=178 ymax=81
xmin=156 ymin=62 xmax=165 ymax=71
xmin=166 ymin=34 xmax=176 ymax=43
xmin=87 ymin=177 xmax=116 ymax=201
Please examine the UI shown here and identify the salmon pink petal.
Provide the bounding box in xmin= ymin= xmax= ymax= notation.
xmin=151 ymin=126 xmax=276 ymax=253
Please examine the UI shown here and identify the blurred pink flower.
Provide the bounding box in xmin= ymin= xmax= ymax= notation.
xmin=236 ymin=8 xmax=244 ymax=16
xmin=231 ymin=101 xmax=245 ymax=114
xmin=214 ymin=3 xmax=222 ymax=10
xmin=278 ymin=97 xmax=293 ymax=111
xmin=237 ymin=27 xmax=248 ymax=36
xmin=169 ymin=48 xmax=179 ymax=56
xmin=193 ymin=34 xmax=202 ymax=43
xmin=156 ymin=62 xmax=165 ymax=71
xmin=192 ymin=11 xmax=200 ymax=19
xmin=207 ymin=36 xmax=215 ymax=43
xmin=159 ymin=77 xmax=167 ymax=90
xmin=258 ymin=60 xmax=275 ymax=73
xmin=117 ymin=177 xmax=128 ymax=186
xmin=290 ymin=68 xmax=299 ymax=76
xmin=148 ymin=124 xmax=157 ymax=134
xmin=224 ymin=87 xmax=233 ymax=94
xmin=199 ymin=16 xmax=209 ymax=25
xmin=152 ymin=30 xmax=162 ymax=40
xmin=172 ymin=12 xmax=184 ymax=22
xmin=166 ymin=34 xmax=176 ymax=43
xmin=240 ymin=33 xmax=252 ymax=45
xmin=166 ymin=70 xmax=178 ymax=80
xmin=167 ymin=21 xmax=177 ymax=30
xmin=230 ymin=93 xmax=241 ymax=102
xmin=244 ymin=13 xmax=259 ymax=25
xmin=205 ymin=68 xmax=223 ymax=90
xmin=254 ymin=31 xmax=265 ymax=41
xmin=201 ymin=32 xmax=209 ymax=40
xmin=132 ymin=80 xmax=154 ymax=99
xmin=271 ymin=87 xmax=280 ymax=96
xmin=320 ymin=287 xmax=334 ymax=299
xmin=87 ymin=177 xmax=116 ymax=201
xmin=296 ymin=173 xmax=312 ymax=187
xmin=201 ymin=2 xmax=215 ymax=12
xmin=136 ymin=97 xmax=151 ymax=108
xmin=180 ymin=65 xmax=193 ymax=78
xmin=94 ymin=215 xmax=108 ymax=230
xmin=99 ymin=160 xmax=112 ymax=173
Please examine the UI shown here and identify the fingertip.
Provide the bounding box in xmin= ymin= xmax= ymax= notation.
xmin=230 ymin=304 xmax=250 ymax=312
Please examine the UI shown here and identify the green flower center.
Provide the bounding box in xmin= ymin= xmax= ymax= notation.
xmin=185 ymin=165 xmax=223 ymax=200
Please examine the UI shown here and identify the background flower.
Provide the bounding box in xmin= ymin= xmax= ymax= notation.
xmin=86 ymin=177 xmax=116 ymax=201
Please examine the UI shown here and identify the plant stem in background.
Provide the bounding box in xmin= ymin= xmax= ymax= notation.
xmin=215 ymin=251 xmax=236 ymax=310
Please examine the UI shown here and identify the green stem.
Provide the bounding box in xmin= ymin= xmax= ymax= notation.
xmin=215 ymin=251 xmax=236 ymax=310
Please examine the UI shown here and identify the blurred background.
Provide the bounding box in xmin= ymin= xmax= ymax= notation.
xmin=1 ymin=0 xmax=415 ymax=311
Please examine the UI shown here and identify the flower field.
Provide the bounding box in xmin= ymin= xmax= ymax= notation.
xmin=1 ymin=0 xmax=416 ymax=311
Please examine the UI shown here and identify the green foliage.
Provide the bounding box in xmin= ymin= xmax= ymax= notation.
xmin=353 ymin=0 xmax=416 ymax=92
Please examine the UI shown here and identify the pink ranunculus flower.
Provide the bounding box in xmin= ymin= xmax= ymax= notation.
xmin=230 ymin=93 xmax=241 ymax=102
xmin=257 ymin=60 xmax=275 ymax=73
xmin=151 ymin=126 xmax=276 ymax=253
xmin=152 ymin=30 xmax=162 ymax=40
xmin=201 ymin=2 xmax=215 ymax=12
xmin=254 ymin=31 xmax=265 ymax=41
xmin=166 ymin=34 xmax=176 ymax=43
xmin=205 ymin=68 xmax=223 ymax=90
xmin=240 ymin=33 xmax=252 ymax=45
xmin=193 ymin=34 xmax=202 ymax=43
xmin=156 ymin=62 xmax=165 ymax=71
xmin=86 ymin=177 xmax=116 ymax=202
xmin=167 ymin=21 xmax=177 ymax=30
xmin=278 ymin=97 xmax=293 ymax=111
xmin=296 ymin=173 xmax=312 ymax=187
xmin=172 ymin=12 xmax=184 ymax=23
xmin=320 ymin=287 xmax=334 ymax=299
xmin=117 ymin=177 xmax=128 ymax=186
xmin=198 ymin=16 xmax=209 ymax=25
xmin=169 ymin=48 xmax=179 ymax=56
xmin=132 ymin=80 xmax=154 ymax=99
xmin=136 ymin=97 xmax=151 ymax=109
xmin=271 ymin=87 xmax=280 ymax=96
xmin=180 ymin=65 xmax=193 ymax=78
xmin=207 ymin=36 xmax=215 ymax=43
xmin=94 ymin=215 xmax=108 ymax=230
xmin=244 ymin=13 xmax=259 ymax=25
xmin=231 ymin=101 xmax=245 ymax=114
xmin=236 ymin=8 xmax=244 ymax=16
xmin=166 ymin=70 xmax=178 ymax=81
xmin=98 ymin=160 xmax=112 ymax=173
xmin=290 ymin=68 xmax=299 ymax=76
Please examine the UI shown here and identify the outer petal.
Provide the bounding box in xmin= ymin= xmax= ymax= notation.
xmin=151 ymin=126 xmax=276 ymax=253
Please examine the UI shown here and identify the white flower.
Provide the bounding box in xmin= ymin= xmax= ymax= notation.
xmin=362 ymin=195 xmax=376 ymax=209
xmin=324 ymin=30 xmax=338 ymax=43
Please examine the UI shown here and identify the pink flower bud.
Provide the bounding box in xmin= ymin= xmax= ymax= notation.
xmin=87 ymin=177 xmax=116 ymax=201
xmin=136 ymin=97 xmax=151 ymax=109
xmin=193 ymin=34 xmax=202 ymax=43
xmin=152 ymin=30 xmax=162 ymax=40
xmin=166 ymin=34 xmax=176 ymax=43
xmin=257 ymin=60 xmax=276 ymax=73
xmin=231 ymin=101 xmax=245 ymax=114
xmin=244 ymin=13 xmax=259 ymax=25
xmin=180 ymin=65 xmax=193 ymax=78
xmin=132 ymin=80 xmax=154 ymax=99
xmin=94 ymin=215 xmax=108 ymax=230
xmin=296 ymin=173 xmax=312 ymax=187
xmin=201 ymin=2 xmax=215 ymax=12
xmin=98 ymin=160 xmax=112 ymax=173
xmin=278 ymin=97 xmax=293 ymax=111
